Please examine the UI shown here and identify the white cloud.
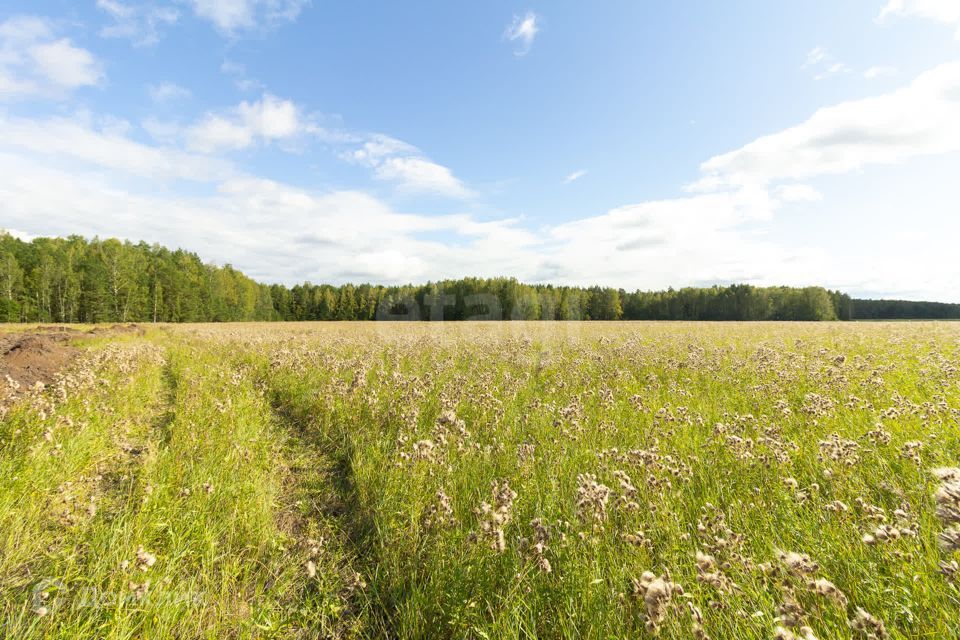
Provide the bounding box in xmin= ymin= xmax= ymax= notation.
xmin=1 ymin=228 xmax=38 ymax=242
xmin=141 ymin=117 xmax=184 ymax=143
xmin=5 ymin=53 xmax=960 ymax=299
xmin=694 ymin=61 xmax=960 ymax=188
xmin=0 ymin=146 xmax=518 ymax=285
xmin=373 ymin=157 xmax=474 ymax=199
xmin=345 ymin=134 xmax=418 ymax=164
xmin=188 ymin=0 xmax=308 ymax=33
xmin=774 ymin=184 xmax=823 ymax=203
xmin=538 ymin=185 xmax=822 ymax=288
xmin=96 ymin=0 xmax=179 ymax=46
xmin=814 ymin=62 xmax=850 ymax=81
xmin=29 ymin=40 xmax=102 ymax=88
xmin=186 ymin=94 xmax=303 ymax=152
xmin=864 ymin=65 xmax=898 ymax=79
xmin=563 ymin=169 xmax=587 ymax=183
xmin=0 ymin=105 xmax=816 ymax=292
xmin=802 ymin=46 xmax=849 ymax=80
xmin=148 ymin=81 xmax=191 ymax=102
xmin=0 ymin=112 xmax=231 ymax=182
xmin=878 ymin=0 xmax=960 ymax=37
xmin=0 ymin=16 xmax=103 ymax=100
xmin=343 ymin=134 xmax=472 ymax=199
xmin=803 ymin=46 xmax=828 ymax=67
xmin=505 ymin=11 xmax=539 ymax=56
xmin=169 ymin=93 xmax=469 ymax=198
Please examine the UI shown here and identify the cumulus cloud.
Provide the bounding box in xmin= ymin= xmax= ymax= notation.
xmin=373 ymin=157 xmax=474 ymax=199
xmin=343 ymin=134 xmax=473 ymax=199
xmin=538 ymin=186 xmax=824 ymax=288
xmin=505 ymin=11 xmax=539 ymax=56
xmin=0 ymin=16 xmax=103 ymax=100
xmin=5 ymin=58 xmax=960 ymax=299
xmin=0 ymin=107 xmax=820 ymax=290
xmin=96 ymin=0 xmax=179 ymax=46
xmin=186 ymin=94 xmax=303 ymax=152
xmin=774 ymin=184 xmax=823 ymax=203
xmin=188 ymin=0 xmax=309 ymax=34
xmin=0 ymin=112 xmax=231 ymax=182
xmin=693 ymin=61 xmax=960 ymax=188
xmin=878 ymin=0 xmax=960 ymax=37
xmin=0 ymin=144 xmax=521 ymax=284
xmin=171 ymin=94 xmax=471 ymax=197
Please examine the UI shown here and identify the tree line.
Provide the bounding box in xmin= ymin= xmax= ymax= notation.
xmin=0 ymin=231 xmax=952 ymax=322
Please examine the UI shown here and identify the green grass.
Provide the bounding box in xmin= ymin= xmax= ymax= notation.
xmin=3 ymin=322 xmax=960 ymax=638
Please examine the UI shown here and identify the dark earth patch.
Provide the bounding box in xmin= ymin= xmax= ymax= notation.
xmin=0 ymin=332 xmax=79 ymax=390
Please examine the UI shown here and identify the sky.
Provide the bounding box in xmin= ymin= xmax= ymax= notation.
xmin=1 ymin=1 xmax=960 ymax=300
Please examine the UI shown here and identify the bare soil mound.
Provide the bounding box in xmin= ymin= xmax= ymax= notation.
xmin=90 ymin=323 xmax=145 ymax=337
xmin=0 ymin=332 xmax=79 ymax=390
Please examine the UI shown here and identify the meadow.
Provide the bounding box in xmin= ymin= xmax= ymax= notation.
xmin=2 ymin=321 xmax=959 ymax=639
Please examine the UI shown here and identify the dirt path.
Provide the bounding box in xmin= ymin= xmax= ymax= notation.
xmin=268 ymin=387 xmax=387 ymax=638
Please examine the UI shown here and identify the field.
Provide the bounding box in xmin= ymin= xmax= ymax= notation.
xmin=2 ymin=321 xmax=960 ymax=639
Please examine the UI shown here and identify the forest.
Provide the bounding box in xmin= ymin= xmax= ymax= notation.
xmin=1 ymin=231 xmax=954 ymax=323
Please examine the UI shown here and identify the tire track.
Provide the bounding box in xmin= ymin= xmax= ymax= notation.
xmin=267 ymin=384 xmax=393 ymax=639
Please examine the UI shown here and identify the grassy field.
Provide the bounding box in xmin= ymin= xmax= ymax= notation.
xmin=2 ymin=322 xmax=960 ymax=639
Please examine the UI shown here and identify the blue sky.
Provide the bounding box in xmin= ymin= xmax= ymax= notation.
xmin=2 ymin=1 xmax=960 ymax=300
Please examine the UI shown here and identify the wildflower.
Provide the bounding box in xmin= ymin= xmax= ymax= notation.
xmin=939 ymin=559 xmax=959 ymax=582
xmin=622 ymin=530 xmax=651 ymax=548
xmin=931 ymin=465 xmax=960 ymax=558
xmin=779 ymin=551 xmax=818 ymax=577
xmin=818 ymin=434 xmax=860 ymax=466
xmin=412 ymin=439 xmax=437 ymax=462
xmin=423 ymin=489 xmax=456 ymax=530
xmin=695 ymin=551 xmax=732 ymax=592
xmin=774 ymin=626 xmax=818 ymax=640
xmin=824 ymin=500 xmax=848 ymax=513
xmin=687 ymin=602 xmax=709 ymax=640
xmin=777 ymin=591 xmax=805 ymax=628
xmin=863 ymin=425 xmax=891 ymax=445
xmin=849 ymin=607 xmax=889 ymax=639
xmin=474 ymin=480 xmax=517 ymax=553
xmin=811 ymin=577 xmax=847 ymax=606
xmin=631 ymin=571 xmax=683 ymax=635
xmin=575 ymin=473 xmax=611 ymax=525
xmin=129 ymin=580 xmax=150 ymax=600
xmin=523 ymin=518 xmax=552 ymax=573
xmin=136 ymin=546 xmax=156 ymax=571
xmin=516 ymin=443 xmax=535 ymax=462
xmin=900 ymin=441 xmax=923 ymax=464
xmin=938 ymin=526 xmax=960 ymax=552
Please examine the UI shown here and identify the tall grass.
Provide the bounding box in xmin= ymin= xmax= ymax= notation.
xmin=3 ymin=322 xmax=960 ymax=639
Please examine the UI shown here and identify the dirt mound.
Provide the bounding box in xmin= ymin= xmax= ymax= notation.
xmin=0 ymin=332 xmax=79 ymax=390
xmin=90 ymin=323 xmax=145 ymax=337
